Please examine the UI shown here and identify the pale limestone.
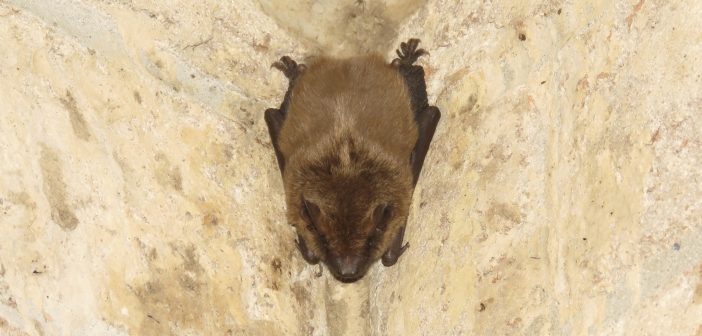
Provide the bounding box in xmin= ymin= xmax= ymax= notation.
xmin=0 ymin=0 xmax=700 ymax=335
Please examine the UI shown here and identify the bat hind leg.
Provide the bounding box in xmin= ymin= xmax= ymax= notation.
xmin=391 ymin=38 xmax=428 ymax=67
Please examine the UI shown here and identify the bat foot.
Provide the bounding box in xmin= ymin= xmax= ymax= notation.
xmin=272 ymin=56 xmax=307 ymax=81
xmin=391 ymin=38 xmax=428 ymax=67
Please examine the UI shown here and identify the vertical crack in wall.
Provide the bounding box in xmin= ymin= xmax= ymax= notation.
xmin=39 ymin=146 xmax=79 ymax=231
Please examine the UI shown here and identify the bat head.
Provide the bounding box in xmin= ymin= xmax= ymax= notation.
xmin=284 ymin=135 xmax=413 ymax=282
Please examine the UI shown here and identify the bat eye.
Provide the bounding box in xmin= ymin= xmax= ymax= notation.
xmin=301 ymin=198 xmax=321 ymax=231
xmin=373 ymin=203 xmax=393 ymax=230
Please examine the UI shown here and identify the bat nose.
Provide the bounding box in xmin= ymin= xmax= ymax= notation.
xmin=334 ymin=255 xmax=361 ymax=278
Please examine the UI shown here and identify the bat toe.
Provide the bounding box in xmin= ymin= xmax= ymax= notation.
xmin=392 ymin=38 xmax=428 ymax=67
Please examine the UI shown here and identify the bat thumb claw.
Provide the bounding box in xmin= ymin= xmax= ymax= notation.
xmin=314 ymin=264 xmax=323 ymax=277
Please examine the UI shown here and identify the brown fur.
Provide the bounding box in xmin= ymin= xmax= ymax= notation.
xmin=278 ymin=55 xmax=418 ymax=278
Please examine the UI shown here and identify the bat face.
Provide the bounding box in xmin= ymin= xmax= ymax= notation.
xmin=265 ymin=39 xmax=440 ymax=282
xmin=285 ymin=137 xmax=414 ymax=282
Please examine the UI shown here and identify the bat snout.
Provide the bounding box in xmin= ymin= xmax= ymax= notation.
xmin=329 ymin=255 xmax=365 ymax=282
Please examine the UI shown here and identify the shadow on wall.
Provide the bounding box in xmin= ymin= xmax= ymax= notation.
xmin=256 ymin=0 xmax=428 ymax=55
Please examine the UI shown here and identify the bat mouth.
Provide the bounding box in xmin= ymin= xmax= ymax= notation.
xmin=329 ymin=266 xmax=368 ymax=283
xmin=335 ymin=273 xmax=365 ymax=283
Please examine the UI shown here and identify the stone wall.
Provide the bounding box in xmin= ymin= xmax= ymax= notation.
xmin=0 ymin=0 xmax=700 ymax=335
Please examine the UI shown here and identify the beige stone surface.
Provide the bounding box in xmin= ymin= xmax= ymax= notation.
xmin=0 ymin=0 xmax=700 ymax=335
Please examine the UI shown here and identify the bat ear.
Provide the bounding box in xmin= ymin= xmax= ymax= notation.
xmin=301 ymin=198 xmax=321 ymax=225
xmin=297 ymin=198 xmax=323 ymax=265
xmin=296 ymin=234 xmax=320 ymax=265
xmin=372 ymin=203 xmax=393 ymax=229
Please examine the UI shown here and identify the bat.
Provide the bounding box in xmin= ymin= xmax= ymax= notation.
xmin=264 ymin=39 xmax=440 ymax=282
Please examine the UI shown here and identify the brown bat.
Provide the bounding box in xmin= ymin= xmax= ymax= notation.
xmin=265 ymin=39 xmax=440 ymax=282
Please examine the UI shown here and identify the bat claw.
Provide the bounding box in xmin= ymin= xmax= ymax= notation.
xmin=272 ymin=56 xmax=306 ymax=80
xmin=392 ymin=38 xmax=427 ymax=67
xmin=399 ymin=242 xmax=410 ymax=255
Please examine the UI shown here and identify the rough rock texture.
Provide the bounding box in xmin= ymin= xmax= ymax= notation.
xmin=0 ymin=0 xmax=700 ymax=335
